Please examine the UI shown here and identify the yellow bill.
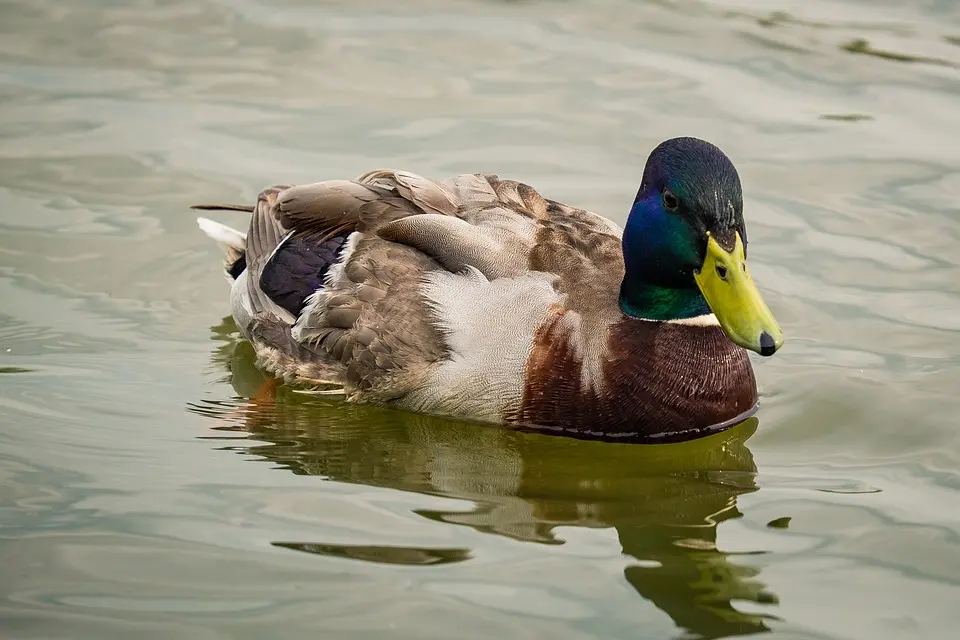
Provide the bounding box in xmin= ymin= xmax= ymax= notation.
xmin=694 ymin=232 xmax=783 ymax=356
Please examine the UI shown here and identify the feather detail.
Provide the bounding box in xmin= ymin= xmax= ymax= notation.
xmin=196 ymin=217 xmax=247 ymax=282
xmin=191 ymin=203 xmax=255 ymax=213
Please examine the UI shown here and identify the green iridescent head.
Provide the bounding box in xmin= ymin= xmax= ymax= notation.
xmin=619 ymin=137 xmax=783 ymax=356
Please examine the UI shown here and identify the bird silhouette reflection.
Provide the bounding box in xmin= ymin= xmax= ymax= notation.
xmin=189 ymin=317 xmax=780 ymax=639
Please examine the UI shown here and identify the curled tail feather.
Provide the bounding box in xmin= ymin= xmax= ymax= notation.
xmin=191 ymin=203 xmax=255 ymax=213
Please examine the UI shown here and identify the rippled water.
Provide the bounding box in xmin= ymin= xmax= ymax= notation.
xmin=2 ymin=0 xmax=959 ymax=638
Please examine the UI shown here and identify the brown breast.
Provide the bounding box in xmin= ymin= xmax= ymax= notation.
xmin=513 ymin=314 xmax=757 ymax=442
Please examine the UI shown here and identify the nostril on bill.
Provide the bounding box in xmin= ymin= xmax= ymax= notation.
xmin=759 ymin=331 xmax=776 ymax=357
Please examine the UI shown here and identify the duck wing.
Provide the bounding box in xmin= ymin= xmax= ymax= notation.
xmin=195 ymin=170 xmax=626 ymax=416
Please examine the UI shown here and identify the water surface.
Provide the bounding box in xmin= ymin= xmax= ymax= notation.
xmin=2 ymin=0 xmax=960 ymax=638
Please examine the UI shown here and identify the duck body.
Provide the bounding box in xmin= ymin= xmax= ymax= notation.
xmin=196 ymin=137 xmax=781 ymax=442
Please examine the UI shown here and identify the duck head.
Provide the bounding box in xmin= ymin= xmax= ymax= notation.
xmin=619 ymin=137 xmax=783 ymax=356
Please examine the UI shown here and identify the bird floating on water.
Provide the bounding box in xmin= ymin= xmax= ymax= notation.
xmin=195 ymin=137 xmax=783 ymax=442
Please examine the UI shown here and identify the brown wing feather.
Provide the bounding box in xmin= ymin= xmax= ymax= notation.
xmin=200 ymin=170 xmax=627 ymax=409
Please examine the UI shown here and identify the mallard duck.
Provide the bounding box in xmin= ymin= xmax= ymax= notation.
xmin=195 ymin=137 xmax=783 ymax=441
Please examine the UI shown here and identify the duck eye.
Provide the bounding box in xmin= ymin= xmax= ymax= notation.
xmin=662 ymin=190 xmax=679 ymax=211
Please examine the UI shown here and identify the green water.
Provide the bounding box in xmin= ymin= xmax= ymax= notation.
xmin=2 ymin=1 xmax=960 ymax=638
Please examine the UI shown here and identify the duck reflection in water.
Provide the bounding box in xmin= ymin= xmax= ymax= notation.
xmin=190 ymin=318 xmax=781 ymax=639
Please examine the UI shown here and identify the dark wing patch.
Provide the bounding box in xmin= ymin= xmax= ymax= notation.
xmin=227 ymin=252 xmax=247 ymax=281
xmin=259 ymin=231 xmax=351 ymax=318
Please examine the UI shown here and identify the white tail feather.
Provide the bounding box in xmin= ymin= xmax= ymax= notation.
xmin=197 ymin=217 xmax=247 ymax=283
xmin=197 ymin=217 xmax=247 ymax=251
